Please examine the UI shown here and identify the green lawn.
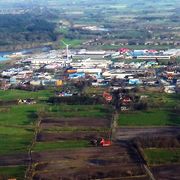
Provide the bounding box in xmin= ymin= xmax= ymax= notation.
xmin=118 ymin=109 xmax=180 ymax=126
xmin=0 ymin=89 xmax=53 ymax=101
xmin=144 ymin=148 xmax=180 ymax=165
xmin=0 ymin=166 xmax=26 ymax=180
xmin=33 ymin=140 xmax=90 ymax=152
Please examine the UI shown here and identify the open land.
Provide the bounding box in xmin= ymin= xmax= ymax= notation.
xmin=0 ymin=1 xmax=180 ymax=179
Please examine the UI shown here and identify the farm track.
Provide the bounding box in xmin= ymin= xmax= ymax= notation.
xmin=25 ymin=113 xmax=42 ymax=180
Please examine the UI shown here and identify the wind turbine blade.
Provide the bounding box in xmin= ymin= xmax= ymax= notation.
xmin=61 ymin=40 xmax=68 ymax=46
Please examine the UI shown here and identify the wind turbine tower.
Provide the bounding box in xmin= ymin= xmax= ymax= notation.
xmin=61 ymin=40 xmax=71 ymax=67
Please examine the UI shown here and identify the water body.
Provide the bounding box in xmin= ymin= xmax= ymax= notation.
xmin=0 ymin=56 xmax=9 ymax=61
xmin=0 ymin=46 xmax=51 ymax=62
xmin=0 ymin=51 xmax=11 ymax=61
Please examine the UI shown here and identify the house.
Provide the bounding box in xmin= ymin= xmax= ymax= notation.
xmin=121 ymin=96 xmax=132 ymax=105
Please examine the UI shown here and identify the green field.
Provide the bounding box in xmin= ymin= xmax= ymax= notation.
xmin=33 ymin=104 xmax=111 ymax=155
xmin=0 ymin=126 xmax=33 ymax=155
xmin=96 ymin=44 xmax=179 ymax=51
xmin=0 ymin=89 xmax=53 ymax=101
xmin=118 ymin=109 xmax=180 ymax=126
xmin=0 ymin=166 xmax=26 ymax=180
xmin=0 ymin=103 xmax=48 ymax=155
xmin=44 ymin=127 xmax=109 ymax=133
xmin=137 ymin=93 xmax=180 ymax=108
xmin=144 ymin=148 xmax=180 ymax=165
xmin=0 ymin=104 xmax=42 ymax=126
xmin=0 ymin=104 xmax=41 ymax=155
xmin=60 ymin=38 xmax=85 ymax=48
xmin=0 ymin=103 xmax=111 ymax=155
xmin=118 ymin=93 xmax=180 ymax=126
xmin=46 ymin=104 xmax=112 ymax=118
xmin=84 ymin=86 xmax=107 ymax=96
xmin=0 ymin=101 xmax=111 ymax=178
xmin=33 ymin=140 xmax=90 ymax=152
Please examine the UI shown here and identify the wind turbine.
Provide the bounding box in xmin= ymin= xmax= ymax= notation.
xmin=61 ymin=40 xmax=71 ymax=67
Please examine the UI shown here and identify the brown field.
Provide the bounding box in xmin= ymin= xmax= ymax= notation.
xmin=115 ymin=127 xmax=180 ymax=141
xmin=38 ymin=116 xmax=111 ymax=142
xmin=40 ymin=117 xmax=110 ymax=129
xmin=32 ymin=144 xmax=147 ymax=180
xmin=0 ymin=153 xmax=28 ymax=166
xmin=33 ymin=110 xmax=147 ymax=179
xmin=37 ymin=131 xmax=109 ymax=141
xmin=151 ymin=164 xmax=180 ymax=180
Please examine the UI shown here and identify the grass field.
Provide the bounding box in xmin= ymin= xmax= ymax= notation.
xmin=46 ymin=104 xmax=112 ymax=118
xmin=34 ymin=104 xmax=111 ymax=154
xmin=0 ymin=104 xmax=40 ymax=155
xmin=83 ymin=86 xmax=107 ymax=96
xmin=0 ymin=126 xmax=33 ymax=155
xmin=0 ymin=166 xmax=27 ymax=180
xmin=118 ymin=93 xmax=180 ymax=126
xmin=0 ymin=104 xmax=42 ymax=126
xmin=0 ymin=101 xmax=111 ymax=178
xmin=118 ymin=109 xmax=180 ymax=126
xmin=60 ymin=38 xmax=85 ymax=48
xmin=96 ymin=44 xmax=179 ymax=51
xmin=33 ymin=140 xmax=90 ymax=152
xmin=144 ymin=148 xmax=180 ymax=165
xmin=0 ymin=103 xmax=48 ymax=155
xmin=0 ymin=89 xmax=53 ymax=101
xmin=137 ymin=93 xmax=180 ymax=108
xmin=44 ymin=127 xmax=109 ymax=132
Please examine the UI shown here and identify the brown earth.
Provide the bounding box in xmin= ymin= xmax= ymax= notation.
xmin=40 ymin=117 xmax=111 ymax=129
xmin=115 ymin=127 xmax=180 ymax=141
xmin=151 ymin=164 xmax=180 ymax=180
xmin=32 ymin=145 xmax=147 ymax=180
xmin=37 ymin=131 xmax=110 ymax=142
xmin=0 ymin=153 xmax=28 ymax=166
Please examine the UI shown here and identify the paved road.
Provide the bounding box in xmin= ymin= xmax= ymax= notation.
xmin=115 ymin=127 xmax=180 ymax=141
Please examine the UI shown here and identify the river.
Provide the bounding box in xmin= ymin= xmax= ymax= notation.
xmin=0 ymin=46 xmax=51 ymax=62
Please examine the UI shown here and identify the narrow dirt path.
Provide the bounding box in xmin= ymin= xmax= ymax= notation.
xmin=24 ymin=112 xmax=42 ymax=180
